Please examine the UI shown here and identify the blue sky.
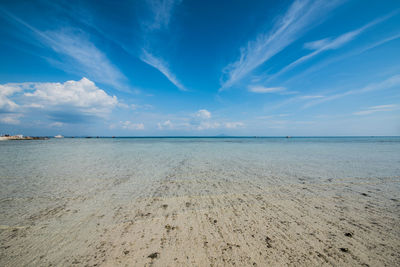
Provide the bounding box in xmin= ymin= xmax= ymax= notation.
xmin=0 ymin=0 xmax=399 ymax=136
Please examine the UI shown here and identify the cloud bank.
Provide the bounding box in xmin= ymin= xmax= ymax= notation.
xmin=0 ymin=78 xmax=118 ymax=125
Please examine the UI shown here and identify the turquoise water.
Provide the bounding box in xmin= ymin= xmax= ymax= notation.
xmin=1 ymin=137 xmax=399 ymax=200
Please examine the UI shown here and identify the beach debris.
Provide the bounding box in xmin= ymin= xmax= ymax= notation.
xmin=165 ymin=224 xmax=177 ymax=232
xmin=265 ymin=236 xmax=272 ymax=248
xmin=361 ymin=193 xmax=369 ymax=197
xmin=339 ymin=248 xmax=349 ymax=253
xmin=148 ymin=252 xmax=159 ymax=259
xmin=213 ymin=219 xmax=217 ymax=224
xmin=344 ymin=232 xmax=353 ymax=237
xmin=0 ymin=225 xmax=27 ymax=230
xmin=123 ymin=249 xmax=130 ymax=255
xmin=162 ymin=204 xmax=168 ymax=209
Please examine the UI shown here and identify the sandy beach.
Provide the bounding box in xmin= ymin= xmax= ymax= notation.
xmin=1 ymin=138 xmax=399 ymax=266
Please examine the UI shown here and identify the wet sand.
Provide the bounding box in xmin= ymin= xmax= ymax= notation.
xmin=1 ymin=170 xmax=399 ymax=266
xmin=1 ymin=138 xmax=400 ymax=266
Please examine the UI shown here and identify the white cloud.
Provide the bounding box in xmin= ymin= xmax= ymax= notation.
xmin=0 ymin=78 xmax=118 ymax=125
xmin=145 ymin=0 xmax=181 ymax=30
xmin=120 ymin=121 xmax=145 ymax=130
xmin=353 ymin=104 xmax=397 ymax=116
xmin=369 ymin=104 xmax=397 ymax=109
xmin=248 ymin=86 xmax=286 ymax=94
xmin=157 ymin=109 xmax=244 ymax=131
xmin=195 ymin=109 xmax=211 ymax=119
xmin=139 ymin=1 xmax=184 ymax=92
xmin=224 ymin=122 xmax=244 ymax=129
xmin=0 ymin=10 xmax=127 ymax=91
xmin=157 ymin=120 xmax=173 ymax=129
xmin=50 ymin=122 xmax=64 ymax=127
xmin=196 ymin=121 xmax=220 ymax=130
xmin=285 ymin=33 xmax=400 ymax=86
xmin=304 ymin=74 xmax=400 ymax=108
xmin=303 ymin=38 xmax=331 ymax=50
xmin=44 ymin=29 xmax=127 ymax=91
xmin=274 ymin=14 xmax=393 ymax=77
xmin=220 ymin=0 xmax=343 ymax=89
xmin=299 ymin=95 xmax=324 ymax=99
xmin=0 ymin=114 xmax=22 ymax=125
xmin=0 ymin=84 xmax=21 ymax=111
xmin=140 ymin=49 xmax=186 ymax=91
xmin=22 ymin=78 xmax=118 ymax=115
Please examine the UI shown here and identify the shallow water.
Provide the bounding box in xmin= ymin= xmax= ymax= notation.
xmin=1 ymin=137 xmax=400 ymax=266
xmin=1 ymin=137 xmax=399 ymax=198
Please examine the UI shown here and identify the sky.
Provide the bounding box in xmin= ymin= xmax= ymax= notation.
xmin=0 ymin=0 xmax=399 ymax=136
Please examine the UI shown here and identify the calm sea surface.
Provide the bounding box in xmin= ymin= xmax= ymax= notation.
xmin=1 ymin=137 xmax=400 ymax=224
xmin=1 ymin=137 xmax=399 ymax=195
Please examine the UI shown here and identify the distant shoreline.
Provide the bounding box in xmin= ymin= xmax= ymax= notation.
xmin=1 ymin=135 xmax=399 ymax=140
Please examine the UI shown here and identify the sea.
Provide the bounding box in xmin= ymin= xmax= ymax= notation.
xmin=1 ymin=136 xmax=400 ymax=225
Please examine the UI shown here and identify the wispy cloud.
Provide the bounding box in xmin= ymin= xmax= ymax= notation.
xmin=299 ymin=95 xmax=324 ymax=99
xmin=248 ymin=86 xmax=286 ymax=94
xmin=140 ymin=49 xmax=187 ymax=91
xmin=304 ymin=74 xmax=400 ymax=108
xmin=353 ymin=104 xmax=397 ymax=115
xmin=120 ymin=121 xmax=145 ymax=130
xmin=156 ymin=109 xmax=244 ymax=131
xmin=220 ymin=0 xmax=343 ymax=90
xmin=45 ymin=29 xmax=127 ymax=91
xmin=284 ymin=33 xmax=400 ymax=85
xmin=138 ymin=1 xmax=185 ymax=92
xmin=272 ymin=13 xmax=395 ymax=78
xmin=0 ymin=9 xmax=128 ymax=92
xmin=144 ymin=0 xmax=181 ymax=31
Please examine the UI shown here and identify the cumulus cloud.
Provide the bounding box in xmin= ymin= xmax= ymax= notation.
xmin=224 ymin=122 xmax=244 ymax=129
xmin=0 ymin=78 xmax=118 ymax=125
xmin=0 ymin=84 xmax=21 ymax=112
xmin=0 ymin=114 xmax=22 ymax=125
xmin=157 ymin=120 xmax=173 ymax=129
xmin=195 ymin=109 xmax=211 ymax=119
xmin=120 ymin=121 xmax=145 ymax=130
xmin=157 ymin=109 xmax=244 ymax=131
xmin=22 ymin=77 xmax=118 ymax=115
xmin=196 ymin=121 xmax=220 ymax=130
